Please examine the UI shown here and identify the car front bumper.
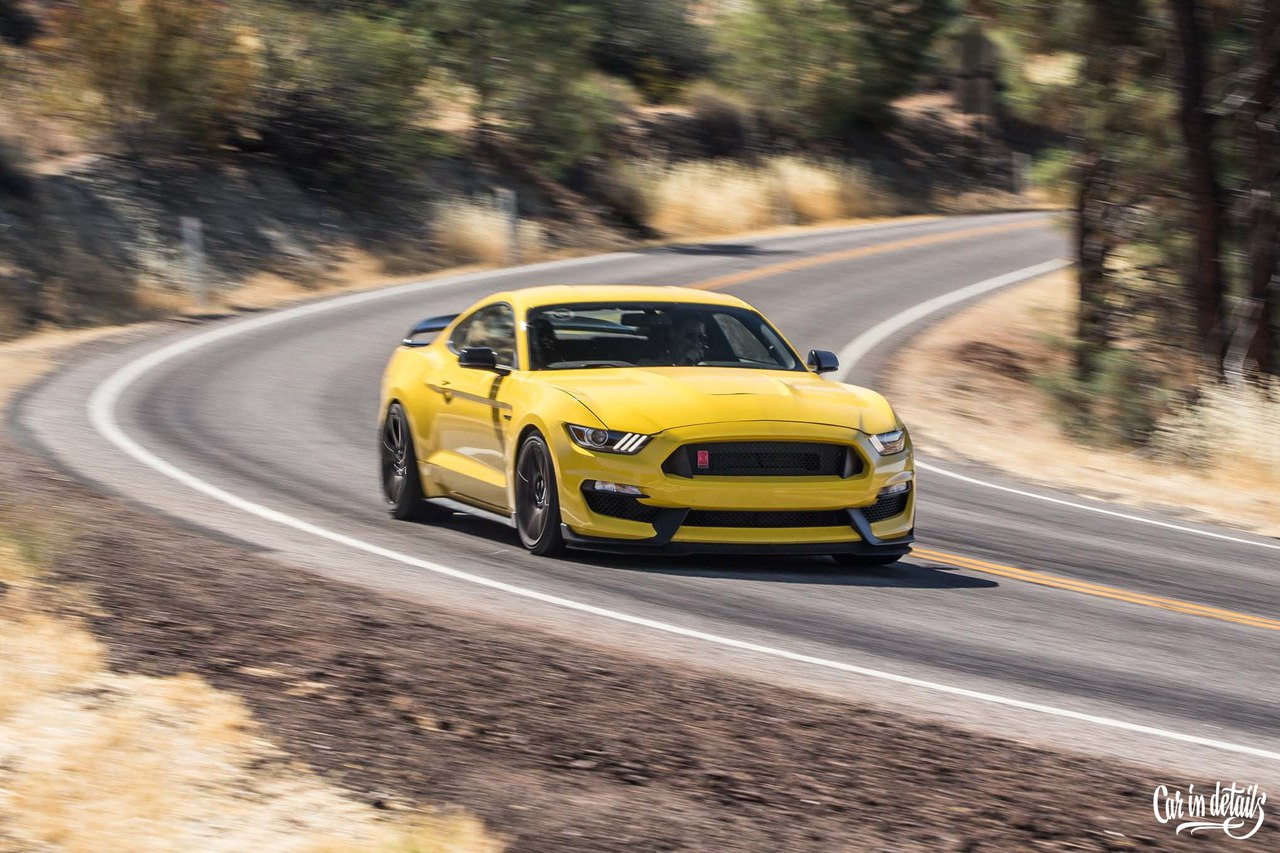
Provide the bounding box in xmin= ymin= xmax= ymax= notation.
xmin=551 ymin=420 xmax=915 ymax=554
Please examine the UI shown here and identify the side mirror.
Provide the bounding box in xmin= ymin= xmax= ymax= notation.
xmin=459 ymin=346 xmax=505 ymax=372
xmin=806 ymin=349 xmax=839 ymax=374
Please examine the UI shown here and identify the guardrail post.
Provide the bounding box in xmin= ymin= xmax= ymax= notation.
xmin=180 ymin=216 xmax=208 ymax=306
xmin=496 ymin=188 xmax=519 ymax=266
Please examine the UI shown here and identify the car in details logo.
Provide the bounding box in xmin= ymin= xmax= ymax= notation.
xmin=1153 ymin=782 xmax=1267 ymax=840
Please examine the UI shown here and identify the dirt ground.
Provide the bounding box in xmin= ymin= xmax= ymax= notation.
xmin=887 ymin=271 xmax=1280 ymax=538
xmin=0 ymin=427 xmax=1235 ymax=849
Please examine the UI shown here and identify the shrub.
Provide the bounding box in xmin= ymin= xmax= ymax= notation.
xmin=500 ymin=72 xmax=620 ymax=179
xmin=771 ymin=158 xmax=844 ymax=223
xmin=683 ymin=82 xmax=755 ymax=157
xmin=714 ymin=0 xmax=952 ymax=142
xmin=258 ymin=10 xmax=430 ymax=198
xmin=638 ymin=160 xmax=781 ymax=237
xmin=254 ymin=8 xmax=435 ymax=197
xmin=1150 ymin=382 xmax=1280 ymax=487
xmin=434 ymin=197 xmax=544 ymax=265
xmin=631 ymin=157 xmax=900 ymax=237
xmin=60 ymin=0 xmax=262 ymax=152
xmin=1037 ymin=348 xmax=1174 ymax=447
xmin=586 ymin=0 xmax=710 ymax=101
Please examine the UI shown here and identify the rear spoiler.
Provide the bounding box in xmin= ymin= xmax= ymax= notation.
xmin=402 ymin=314 xmax=458 ymax=347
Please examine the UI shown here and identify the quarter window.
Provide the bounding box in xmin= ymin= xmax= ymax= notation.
xmin=449 ymin=303 xmax=517 ymax=368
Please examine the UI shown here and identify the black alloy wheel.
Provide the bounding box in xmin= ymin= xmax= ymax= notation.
xmin=515 ymin=432 xmax=566 ymax=556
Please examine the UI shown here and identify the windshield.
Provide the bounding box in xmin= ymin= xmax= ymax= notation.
xmin=526 ymin=302 xmax=803 ymax=371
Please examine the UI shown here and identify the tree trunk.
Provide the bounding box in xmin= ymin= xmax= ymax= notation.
xmin=1246 ymin=0 xmax=1279 ymax=379
xmin=1075 ymin=145 xmax=1112 ymax=380
xmin=1169 ymin=0 xmax=1229 ymax=378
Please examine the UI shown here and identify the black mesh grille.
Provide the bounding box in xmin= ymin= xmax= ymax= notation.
xmin=683 ymin=509 xmax=851 ymax=528
xmin=862 ymin=491 xmax=909 ymax=522
xmin=582 ymin=490 xmax=660 ymax=523
xmin=663 ymin=442 xmax=853 ymax=477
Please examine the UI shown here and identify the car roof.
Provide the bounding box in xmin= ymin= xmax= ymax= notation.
xmin=493 ymin=285 xmax=753 ymax=312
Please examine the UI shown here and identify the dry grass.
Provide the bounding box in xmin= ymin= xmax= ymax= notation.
xmin=887 ymin=270 xmax=1280 ymax=537
xmin=769 ymin=157 xmax=845 ymax=223
xmin=932 ymin=188 xmax=1054 ymax=214
xmin=642 ymin=160 xmax=779 ymax=236
xmin=0 ymin=505 xmax=502 ymax=852
xmin=1151 ymin=383 xmax=1280 ymax=491
xmin=434 ymin=198 xmax=546 ymax=266
xmin=633 ymin=158 xmax=901 ymax=238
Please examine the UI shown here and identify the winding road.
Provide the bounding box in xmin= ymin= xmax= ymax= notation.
xmin=17 ymin=211 xmax=1280 ymax=786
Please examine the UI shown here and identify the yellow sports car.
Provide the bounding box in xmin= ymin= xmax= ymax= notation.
xmin=379 ymin=285 xmax=914 ymax=563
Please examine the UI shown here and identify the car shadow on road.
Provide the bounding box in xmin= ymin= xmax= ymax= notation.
xmin=641 ymin=243 xmax=797 ymax=257
xmin=422 ymin=512 xmax=996 ymax=589
xmin=565 ymin=552 xmax=998 ymax=589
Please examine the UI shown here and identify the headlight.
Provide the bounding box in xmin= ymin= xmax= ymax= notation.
xmin=868 ymin=429 xmax=906 ymax=455
xmin=566 ymin=424 xmax=652 ymax=455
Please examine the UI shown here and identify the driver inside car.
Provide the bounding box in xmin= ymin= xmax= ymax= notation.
xmin=669 ymin=313 xmax=709 ymax=365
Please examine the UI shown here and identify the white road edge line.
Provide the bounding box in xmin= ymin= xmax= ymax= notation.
xmin=835 ymin=258 xmax=1280 ymax=553
xmin=85 ymin=221 xmax=1280 ymax=764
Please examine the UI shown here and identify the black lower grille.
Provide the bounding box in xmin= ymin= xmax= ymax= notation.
xmin=582 ymin=490 xmax=660 ymax=523
xmin=862 ymin=491 xmax=909 ymax=522
xmin=683 ymin=509 xmax=851 ymax=528
xmin=663 ymin=441 xmax=855 ymax=477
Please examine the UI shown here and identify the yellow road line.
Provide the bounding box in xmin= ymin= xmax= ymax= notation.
xmin=914 ymin=547 xmax=1280 ymax=632
xmin=688 ymin=218 xmax=1050 ymax=291
xmin=681 ymin=216 xmax=1276 ymax=632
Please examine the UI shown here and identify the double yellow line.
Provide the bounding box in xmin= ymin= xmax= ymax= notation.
xmin=914 ymin=548 xmax=1280 ymax=632
xmin=686 ymin=215 xmax=1280 ymax=633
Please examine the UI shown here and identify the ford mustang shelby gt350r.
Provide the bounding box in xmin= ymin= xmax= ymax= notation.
xmin=379 ymin=285 xmax=914 ymax=563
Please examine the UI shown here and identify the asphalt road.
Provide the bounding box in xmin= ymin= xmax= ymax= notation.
xmin=17 ymin=211 xmax=1280 ymax=786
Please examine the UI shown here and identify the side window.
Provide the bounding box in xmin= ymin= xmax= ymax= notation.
xmin=714 ymin=313 xmax=772 ymax=363
xmin=449 ymin=304 xmax=517 ymax=367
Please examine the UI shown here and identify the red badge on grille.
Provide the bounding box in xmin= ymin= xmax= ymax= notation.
xmin=696 ymin=450 xmax=710 ymax=469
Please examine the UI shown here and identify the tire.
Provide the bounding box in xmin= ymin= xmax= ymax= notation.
xmin=380 ymin=402 xmax=436 ymax=521
xmin=514 ymin=432 xmax=566 ymax=556
xmin=831 ymin=554 xmax=902 ymax=568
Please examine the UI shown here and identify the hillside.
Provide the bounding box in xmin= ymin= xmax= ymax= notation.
xmin=0 ymin=0 xmax=1030 ymax=339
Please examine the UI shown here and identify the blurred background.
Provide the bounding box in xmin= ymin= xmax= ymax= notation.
xmin=1 ymin=3 xmax=1278 ymax=849
xmin=0 ymin=0 xmax=1275 ymax=482
xmin=0 ymin=0 xmax=1273 ymax=463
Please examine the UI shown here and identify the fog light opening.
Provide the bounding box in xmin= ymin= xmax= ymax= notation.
xmin=590 ymin=480 xmax=645 ymax=496
xmin=879 ymin=481 xmax=911 ymax=497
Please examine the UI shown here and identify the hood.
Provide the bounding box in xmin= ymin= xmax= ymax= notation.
xmin=541 ymin=367 xmax=898 ymax=435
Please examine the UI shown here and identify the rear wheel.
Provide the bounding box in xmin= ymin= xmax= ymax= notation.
xmin=831 ymin=554 xmax=902 ymax=568
xmin=514 ymin=432 xmax=566 ymax=556
xmin=381 ymin=403 xmax=437 ymax=521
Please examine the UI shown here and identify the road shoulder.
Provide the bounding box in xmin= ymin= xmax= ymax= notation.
xmin=887 ymin=270 xmax=1279 ymax=538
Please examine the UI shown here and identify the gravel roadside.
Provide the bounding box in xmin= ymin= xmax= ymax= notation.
xmin=0 ymin=431 xmax=1235 ymax=852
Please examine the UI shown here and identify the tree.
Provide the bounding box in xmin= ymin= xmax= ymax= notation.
xmin=716 ymin=0 xmax=953 ymax=143
xmin=1169 ymin=0 xmax=1228 ymax=377
xmin=586 ymin=0 xmax=710 ymax=100
xmin=0 ymin=0 xmax=39 ymax=46
xmin=61 ymin=0 xmax=262 ymax=153
xmin=413 ymin=0 xmax=609 ymax=175
xmin=1245 ymin=0 xmax=1279 ymax=379
xmin=259 ymin=10 xmax=430 ymax=197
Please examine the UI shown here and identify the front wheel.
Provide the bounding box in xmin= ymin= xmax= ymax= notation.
xmin=831 ymin=554 xmax=902 ymax=568
xmin=514 ymin=432 xmax=566 ymax=556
